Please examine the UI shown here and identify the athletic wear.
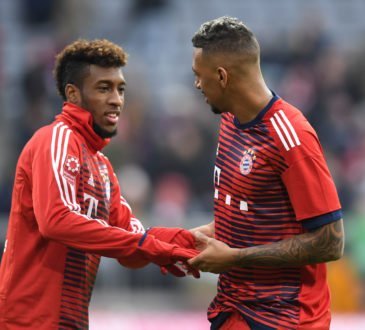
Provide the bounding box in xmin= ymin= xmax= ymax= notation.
xmin=0 ymin=102 xmax=197 ymax=329
xmin=209 ymin=94 xmax=341 ymax=329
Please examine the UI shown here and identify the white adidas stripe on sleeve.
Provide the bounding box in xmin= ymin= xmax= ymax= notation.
xmin=51 ymin=123 xmax=73 ymax=210
xmin=278 ymin=110 xmax=301 ymax=146
xmin=270 ymin=110 xmax=301 ymax=151
xmin=270 ymin=117 xmax=289 ymax=151
xmin=50 ymin=123 xmax=131 ymax=229
xmin=120 ymin=196 xmax=132 ymax=212
xmin=52 ymin=123 xmax=80 ymax=211
xmin=130 ymin=217 xmax=145 ymax=234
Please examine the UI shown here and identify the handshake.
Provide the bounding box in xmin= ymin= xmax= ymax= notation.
xmin=118 ymin=226 xmax=226 ymax=278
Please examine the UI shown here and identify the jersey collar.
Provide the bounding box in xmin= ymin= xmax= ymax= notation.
xmin=233 ymin=92 xmax=279 ymax=130
xmin=56 ymin=102 xmax=110 ymax=153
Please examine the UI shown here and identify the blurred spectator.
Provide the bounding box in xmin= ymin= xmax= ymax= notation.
xmin=151 ymin=173 xmax=191 ymax=227
xmin=117 ymin=164 xmax=152 ymax=219
xmin=20 ymin=0 xmax=58 ymax=26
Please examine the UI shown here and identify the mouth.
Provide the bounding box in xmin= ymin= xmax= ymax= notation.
xmin=201 ymin=92 xmax=209 ymax=103
xmin=104 ymin=111 xmax=120 ymax=125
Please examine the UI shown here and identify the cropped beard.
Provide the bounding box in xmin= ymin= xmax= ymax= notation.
xmin=93 ymin=123 xmax=117 ymax=138
xmin=211 ymin=105 xmax=222 ymax=115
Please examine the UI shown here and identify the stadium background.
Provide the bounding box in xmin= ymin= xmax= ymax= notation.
xmin=1 ymin=0 xmax=365 ymax=328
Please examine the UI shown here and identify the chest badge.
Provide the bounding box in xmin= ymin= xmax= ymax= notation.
xmin=62 ymin=155 xmax=80 ymax=184
xmin=240 ymin=148 xmax=256 ymax=175
xmin=64 ymin=155 xmax=80 ymax=175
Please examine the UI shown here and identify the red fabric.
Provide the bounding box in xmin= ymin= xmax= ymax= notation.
xmin=220 ymin=311 xmax=250 ymax=330
xmin=118 ymin=227 xmax=199 ymax=273
xmin=298 ymin=264 xmax=331 ymax=330
xmin=0 ymin=103 xmax=196 ymax=329
xmin=56 ymin=102 xmax=110 ymax=152
xmin=148 ymin=227 xmax=196 ymax=249
xmin=268 ymin=100 xmax=335 ymax=329
xmin=268 ymin=101 xmax=341 ymax=221
xmin=118 ymin=255 xmax=150 ymax=269
xmin=118 ymin=227 xmax=198 ymax=269
xmin=148 ymin=227 xmax=200 ymax=277
xmin=282 ymin=155 xmax=340 ymax=220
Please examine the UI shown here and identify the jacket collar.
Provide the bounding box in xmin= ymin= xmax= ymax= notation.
xmin=56 ymin=102 xmax=110 ymax=153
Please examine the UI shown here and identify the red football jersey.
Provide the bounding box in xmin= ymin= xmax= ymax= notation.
xmin=0 ymin=103 xmax=185 ymax=329
xmin=209 ymin=94 xmax=342 ymax=329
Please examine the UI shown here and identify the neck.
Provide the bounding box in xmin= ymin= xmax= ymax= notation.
xmin=229 ymin=78 xmax=272 ymax=124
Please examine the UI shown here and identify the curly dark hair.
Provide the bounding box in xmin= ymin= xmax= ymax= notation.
xmin=192 ymin=16 xmax=259 ymax=56
xmin=54 ymin=39 xmax=128 ymax=100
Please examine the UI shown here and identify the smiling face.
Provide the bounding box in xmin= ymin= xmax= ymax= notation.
xmin=192 ymin=48 xmax=226 ymax=115
xmin=66 ymin=64 xmax=126 ymax=138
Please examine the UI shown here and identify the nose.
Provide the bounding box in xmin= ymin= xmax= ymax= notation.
xmin=194 ymin=78 xmax=201 ymax=90
xmin=109 ymin=88 xmax=123 ymax=107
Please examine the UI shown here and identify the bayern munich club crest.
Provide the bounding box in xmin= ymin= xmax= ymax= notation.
xmin=240 ymin=149 xmax=256 ymax=175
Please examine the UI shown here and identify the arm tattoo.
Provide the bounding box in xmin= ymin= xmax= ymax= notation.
xmin=236 ymin=219 xmax=344 ymax=267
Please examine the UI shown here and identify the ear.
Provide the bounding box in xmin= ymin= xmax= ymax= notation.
xmin=217 ymin=67 xmax=228 ymax=88
xmin=65 ymin=83 xmax=81 ymax=105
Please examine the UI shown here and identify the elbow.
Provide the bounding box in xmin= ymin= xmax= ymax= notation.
xmin=38 ymin=217 xmax=60 ymax=240
xmin=318 ymin=218 xmax=345 ymax=263
xmin=332 ymin=223 xmax=346 ymax=261
xmin=327 ymin=235 xmax=345 ymax=262
xmin=37 ymin=209 xmax=69 ymax=240
xmin=332 ymin=237 xmax=345 ymax=261
xmin=38 ymin=222 xmax=53 ymax=239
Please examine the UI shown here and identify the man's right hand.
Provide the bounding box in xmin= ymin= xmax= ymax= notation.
xmin=188 ymin=231 xmax=238 ymax=274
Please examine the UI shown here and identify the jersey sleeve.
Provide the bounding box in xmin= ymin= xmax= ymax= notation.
xmin=30 ymin=125 xmax=185 ymax=265
xmin=269 ymin=110 xmax=342 ymax=229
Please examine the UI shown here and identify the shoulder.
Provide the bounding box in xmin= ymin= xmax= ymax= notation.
xmin=31 ymin=121 xmax=72 ymax=141
xmin=264 ymin=99 xmax=324 ymax=166
xmin=29 ymin=121 xmax=81 ymax=155
xmin=266 ymin=100 xmax=319 ymax=151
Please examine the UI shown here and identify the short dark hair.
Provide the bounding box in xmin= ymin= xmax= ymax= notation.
xmin=192 ymin=16 xmax=259 ymax=56
xmin=54 ymin=39 xmax=128 ymax=100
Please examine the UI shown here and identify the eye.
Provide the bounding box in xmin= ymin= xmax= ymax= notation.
xmin=118 ymin=86 xmax=125 ymax=94
xmin=98 ymin=85 xmax=109 ymax=92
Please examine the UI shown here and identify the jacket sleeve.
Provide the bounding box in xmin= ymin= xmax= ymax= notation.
xmin=31 ymin=125 xmax=195 ymax=265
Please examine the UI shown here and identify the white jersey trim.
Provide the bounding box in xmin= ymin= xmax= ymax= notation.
xmin=130 ymin=217 xmax=146 ymax=234
xmin=120 ymin=196 xmax=132 ymax=213
xmin=51 ymin=122 xmax=73 ymax=210
xmin=270 ymin=110 xmax=301 ymax=151
xmin=51 ymin=122 xmax=110 ymax=227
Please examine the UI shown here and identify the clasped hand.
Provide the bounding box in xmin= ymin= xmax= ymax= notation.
xmin=161 ymin=231 xmax=237 ymax=277
xmin=187 ymin=232 xmax=238 ymax=274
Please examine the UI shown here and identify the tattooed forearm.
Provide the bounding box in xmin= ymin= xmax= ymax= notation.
xmin=236 ymin=219 xmax=344 ymax=267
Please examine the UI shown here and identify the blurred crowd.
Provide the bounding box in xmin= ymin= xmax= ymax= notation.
xmin=1 ymin=0 xmax=365 ymax=313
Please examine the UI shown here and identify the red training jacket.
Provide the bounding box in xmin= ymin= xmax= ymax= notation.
xmin=0 ymin=102 xmax=194 ymax=329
